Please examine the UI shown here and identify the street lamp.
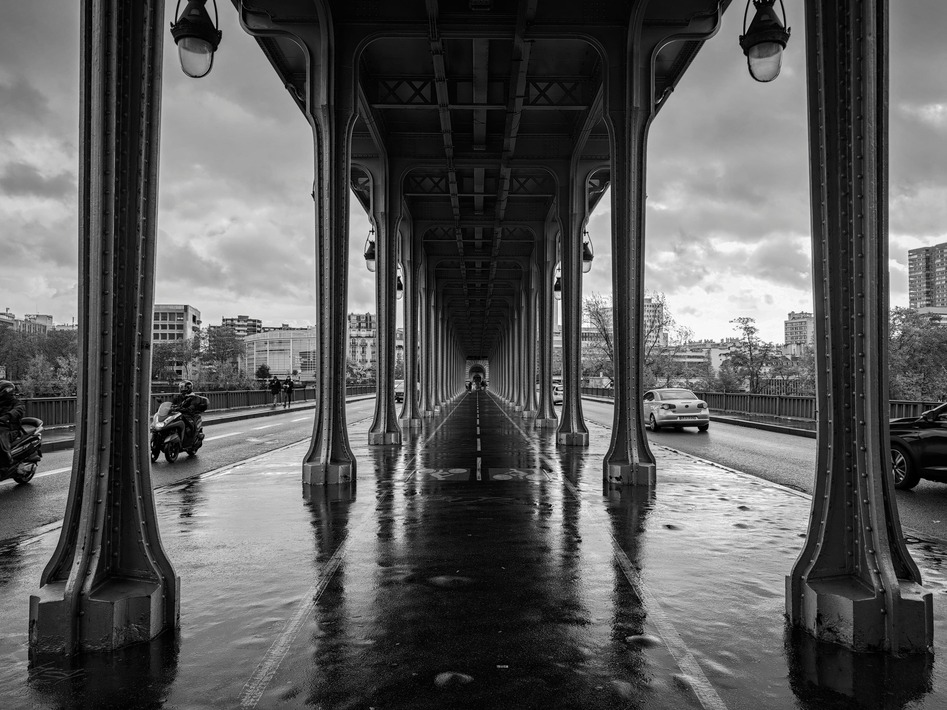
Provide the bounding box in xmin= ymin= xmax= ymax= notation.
xmin=581 ymin=230 xmax=594 ymax=273
xmin=739 ymin=0 xmax=790 ymax=83
xmin=553 ymin=263 xmax=562 ymax=300
xmin=170 ymin=0 xmax=222 ymax=79
xmin=363 ymin=227 xmax=377 ymax=272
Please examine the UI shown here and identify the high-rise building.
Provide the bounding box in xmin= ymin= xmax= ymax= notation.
xmin=783 ymin=311 xmax=815 ymax=357
xmin=153 ymin=304 xmax=201 ymax=342
xmin=219 ymin=314 xmax=262 ymax=338
xmin=909 ymin=242 xmax=947 ymax=308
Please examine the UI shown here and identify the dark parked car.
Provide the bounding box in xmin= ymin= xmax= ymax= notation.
xmin=891 ymin=402 xmax=947 ymax=490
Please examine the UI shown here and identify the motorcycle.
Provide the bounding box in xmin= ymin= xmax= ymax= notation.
xmin=0 ymin=417 xmax=44 ymax=484
xmin=150 ymin=401 xmax=205 ymax=463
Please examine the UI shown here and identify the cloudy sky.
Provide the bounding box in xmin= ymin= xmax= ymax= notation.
xmin=1 ymin=2 xmax=945 ymax=344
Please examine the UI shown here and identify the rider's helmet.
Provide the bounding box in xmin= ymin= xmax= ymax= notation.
xmin=0 ymin=380 xmax=15 ymax=402
xmin=178 ymin=380 xmax=193 ymax=395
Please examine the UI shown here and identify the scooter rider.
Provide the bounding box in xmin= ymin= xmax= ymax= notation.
xmin=171 ymin=380 xmax=202 ymax=443
xmin=0 ymin=380 xmax=25 ymax=467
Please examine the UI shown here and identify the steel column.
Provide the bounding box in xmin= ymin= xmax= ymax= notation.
xmin=535 ymin=225 xmax=558 ymax=427
xmin=30 ymin=0 xmax=178 ymax=654
xmin=301 ymin=28 xmax=357 ymax=484
xmin=603 ymin=40 xmax=656 ymax=486
xmin=786 ymin=0 xmax=932 ymax=654
xmin=368 ymin=166 xmax=403 ymax=446
xmin=556 ymin=169 xmax=590 ymax=447
xmin=400 ymin=225 xmax=422 ymax=428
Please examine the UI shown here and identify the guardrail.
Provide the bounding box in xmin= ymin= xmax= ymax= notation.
xmin=23 ymin=385 xmax=377 ymax=428
xmin=578 ymin=387 xmax=941 ymax=422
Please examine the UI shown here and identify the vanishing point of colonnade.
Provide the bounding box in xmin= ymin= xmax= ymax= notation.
xmin=26 ymin=0 xmax=932 ymax=669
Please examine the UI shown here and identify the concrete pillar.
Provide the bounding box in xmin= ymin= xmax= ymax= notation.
xmin=556 ymin=167 xmax=589 ymax=447
xmin=786 ymin=0 xmax=932 ymax=655
xmin=30 ymin=0 xmax=179 ymax=654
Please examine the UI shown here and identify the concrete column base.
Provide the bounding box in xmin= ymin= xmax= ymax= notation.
xmin=368 ymin=431 xmax=403 ymax=445
xmin=302 ymin=461 xmax=354 ymax=486
xmin=557 ymin=431 xmax=589 ymax=447
xmin=534 ymin=418 xmax=557 ymax=428
xmin=30 ymin=578 xmax=175 ymax=654
xmin=422 ymin=410 xmax=435 ymax=418
xmin=434 ymin=405 xmax=442 ymax=413
xmin=521 ymin=410 xmax=536 ymax=419
xmin=605 ymin=461 xmax=656 ymax=487
xmin=513 ymin=405 xmax=523 ymax=412
xmin=400 ymin=418 xmax=422 ymax=429
xmin=787 ymin=577 xmax=933 ymax=654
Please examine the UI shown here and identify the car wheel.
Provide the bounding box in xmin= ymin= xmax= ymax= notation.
xmin=891 ymin=445 xmax=919 ymax=490
xmin=697 ymin=424 xmax=709 ymax=432
xmin=648 ymin=414 xmax=660 ymax=432
xmin=164 ymin=441 xmax=181 ymax=464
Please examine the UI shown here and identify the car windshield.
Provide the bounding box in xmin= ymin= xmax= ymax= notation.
xmin=660 ymin=390 xmax=696 ymax=401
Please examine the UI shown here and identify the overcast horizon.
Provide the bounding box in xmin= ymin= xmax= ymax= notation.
xmin=2 ymin=2 xmax=945 ymax=346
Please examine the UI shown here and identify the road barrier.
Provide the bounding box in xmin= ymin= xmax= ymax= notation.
xmin=22 ymin=385 xmax=377 ymax=428
xmin=579 ymin=387 xmax=941 ymax=423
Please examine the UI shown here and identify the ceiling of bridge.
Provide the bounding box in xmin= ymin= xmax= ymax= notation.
xmin=239 ymin=0 xmax=726 ymax=357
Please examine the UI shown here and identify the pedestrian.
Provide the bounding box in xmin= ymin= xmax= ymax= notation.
xmin=269 ymin=375 xmax=282 ymax=409
xmin=282 ymin=376 xmax=294 ymax=409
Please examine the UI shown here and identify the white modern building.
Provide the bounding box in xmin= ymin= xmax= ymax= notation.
xmin=153 ymin=304 xmax=201 ymax=342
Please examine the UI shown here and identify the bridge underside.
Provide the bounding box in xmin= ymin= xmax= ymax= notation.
xmin=25 ymin=0 xmax=933 ymax=673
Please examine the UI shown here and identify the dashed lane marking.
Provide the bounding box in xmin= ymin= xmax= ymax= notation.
xmin=205 ymin=431 xmax=243 ymax=442
xmin=252 ymin=424 xmax=278 ymax=430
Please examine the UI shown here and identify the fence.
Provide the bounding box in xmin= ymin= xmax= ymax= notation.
xmin=579 ymin=387 xmax=941 ymax=422
xmin=23 ymin=385 xmax=377 ymax=428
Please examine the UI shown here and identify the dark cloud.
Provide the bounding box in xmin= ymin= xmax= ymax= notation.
xmin=0 ymin=161 xmax=75 ymax=200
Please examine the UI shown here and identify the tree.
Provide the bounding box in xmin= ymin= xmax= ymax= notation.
xmin=583 ymin=293 xmax=615 ymax=380
xmin=204 ymin=326 xmax=244 ymax=366
xmin=711 ymin=360 xmax=743 ymax=392
xmin=888 ymin=307 xmax=947 ymax=401
xmin=255 ymin=363 xmax=271 ymax=381
xmin=725 ymin=317 xmax=779 ymax=393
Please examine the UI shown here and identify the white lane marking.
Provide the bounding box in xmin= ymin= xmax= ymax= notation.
xmin=546 ymin=470 xmax=728 ymax=710
xmin=241 ymin=392 xmax=469 ymax=706
xmin=290 ymin=417 xmax=308 ymax=422
xmin=204 ymin=431 xmax=243 ymax=442
xmin=476 ymin=439 xmax=481 ymax=452
xmin=252 ymin=424 xmax=278 ymax=431
xmin=35 ymin=466 xmax=72 ymax=479
xmin=476 ymin=457 xmax=482 ymax=480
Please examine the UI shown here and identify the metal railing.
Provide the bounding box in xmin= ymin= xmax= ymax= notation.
xmin=579 ymin=387 xmax=941 ymax=422
xmin=23 ymin=385 xmax=377 ymax=428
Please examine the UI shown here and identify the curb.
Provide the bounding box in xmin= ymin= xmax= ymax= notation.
xmin=40 ymin=394 xmax=376 ymax=454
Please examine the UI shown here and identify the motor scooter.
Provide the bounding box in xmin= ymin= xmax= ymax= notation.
xmin=0 ymin=417 xmax=44 ymax=484
xmin=150 ymin=401 xmax=205 ymax=463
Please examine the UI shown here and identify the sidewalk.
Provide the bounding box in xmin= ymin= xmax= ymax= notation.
xmin=2 ymin=391 xmax=945 ymax=709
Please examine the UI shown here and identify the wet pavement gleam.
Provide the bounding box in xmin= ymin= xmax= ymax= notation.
xmin=2 ymin=390 xmax=947 ymax=708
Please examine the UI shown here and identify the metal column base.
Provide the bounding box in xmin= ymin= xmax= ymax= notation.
xmin=30 ymin=578 xmax=176 ymax=654
xmin=521 ymin=410 xmax=536 ymax=419
xmin=605 ymin=461 xmax=656 ymax=487
xmin=368 ymin=431 xmax=403 ymax=445
xmin=534 ymin=418 xmax=557 ymax=429
xmin=422 ymin=410 xmax=435 ymax=418
xmin=787 ymin=577 xmax=933 ymax=654
xmin=557 ymin=432 xmax=589 ymax=446
xmin=400 ymin=418 xmax=422 ymax=429
xmin=302 ymin=461 xmax=354 ymax=486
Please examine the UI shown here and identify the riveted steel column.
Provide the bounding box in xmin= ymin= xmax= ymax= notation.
xmin=556 ymin=169 xmax=590 ymax=447
xmin=421 ymin=263 xmax=435 ymax=416
xmin=29 ymin=0 xmax=178 ymax=654
xmin=368 ymin=168 xmax=403 ymax=446
xmin=400 ymin=225 xmax=422 ymax=428
xmin=522 ymin=264 xmax=538 ymax=418
xmin=603 ymin=41 xmax=656 ymax=486
xmin=787 ymin=0 xmax=932 ymax=654
xmin=535 ymin=224 xmax=558 ymax=427
xmin=302 ymin=32 xmax=357 ymax=484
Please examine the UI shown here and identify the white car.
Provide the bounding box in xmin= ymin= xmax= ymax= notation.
xmin=642 ymin=388 xmax=709 ymax=432
xmin=553 ymin=384 xmax=563 ymax=405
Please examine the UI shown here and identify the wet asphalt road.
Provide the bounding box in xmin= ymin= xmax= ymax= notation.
xmin=0 ymin=399 xmax=377 ymax=542
xmin=4 ymin=396 xmax=946 ymax=546
xmin=581 ymin=399 xmax=947 ymax=544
